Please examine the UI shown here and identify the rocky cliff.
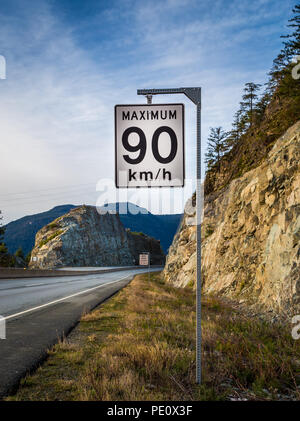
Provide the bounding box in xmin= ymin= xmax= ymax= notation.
xmin=29 ymin=205 xmax=164 ymax=269
xmin=164 ymin=121 xmax=300 ymax=317
xmin=127 ymin=231 xmax=166 ymax=265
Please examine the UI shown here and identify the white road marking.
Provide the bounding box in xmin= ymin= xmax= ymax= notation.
xmin=4 ymin=274 xmax=131 ymax=321
xmin=25 ymin=283 xmax=44 ymax=287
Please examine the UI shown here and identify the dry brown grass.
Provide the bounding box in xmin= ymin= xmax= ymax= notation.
xmin=6 ymin=273 xmax=300 ymax=401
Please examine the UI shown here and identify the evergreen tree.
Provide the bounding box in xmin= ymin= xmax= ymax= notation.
xmin=253 ymin=91 xmax=272 ymax=124
xmin=268 ymin=51 xmax=290 ymax=94
xmin=0 ymin=211 xmax=8 ymax=266
xmin=240 ymin=82 xmax=261 ymax=128
xmin=268 ymin=3 xmax=300 ymax=97
xmin=205 ymin=127 xmax=229 ymax=173
xmin=15 ymin=247 xmax=24 ymax=260
xmin=0 ymin=210 xmax=4 ymax=243
xmin=226 ymin=109 xmax=248 ymax=148
xmin=25 ymin=252 xmax=31 ymax=266
xmin=281 ymin=3 xmax=300 ymax=59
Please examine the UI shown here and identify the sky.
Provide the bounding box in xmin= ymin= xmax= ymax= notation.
xmin=0 ymin=0 xmax=295 ymax=223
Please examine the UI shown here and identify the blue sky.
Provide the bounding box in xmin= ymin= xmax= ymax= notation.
xmin=0 ymin=0 xmax=295 ymax=222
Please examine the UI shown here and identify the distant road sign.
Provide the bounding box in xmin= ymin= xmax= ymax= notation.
xmin=139 ymin=253 xmax=149 ymax=266
xmin=115 ymin=104 xmax=184 ymax=188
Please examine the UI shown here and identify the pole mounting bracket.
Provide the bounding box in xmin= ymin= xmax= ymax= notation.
xmin=137 ymin=87 xmax=201 ymax=106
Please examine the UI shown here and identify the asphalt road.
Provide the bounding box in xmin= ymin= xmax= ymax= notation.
xmin=0 ymin=267 xmax=161 ymax=398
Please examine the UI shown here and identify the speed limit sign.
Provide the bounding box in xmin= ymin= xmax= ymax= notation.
xmin=115 ymin=104 xmax=184 ymax=188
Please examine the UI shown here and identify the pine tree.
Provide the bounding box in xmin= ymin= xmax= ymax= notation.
xmin=268 ymin=3 xmax=300 ymax=98
xmin=0 ymin=210 xmax=8 ymax=266
xmin=240 ymin=82 xmax=261 ymax=128
xmin=253 ymin=91 xmax=272 ymax=124
xmin=226 ymin=109 xmax=248 ymax=148
xmin=0 ymin=210 xmax=4 ymax=242
xmin=15 ymin=247 xmax=24 ymax=260
xmin=268 ymin=51 xmax=290 ymax=94
xmin=281 ymin=3 xmax=300 ymax=59
xmin=25 ymin=252 xmax=31 ymax=266
xmin=205 ymin=127 xmax=229 ymax=173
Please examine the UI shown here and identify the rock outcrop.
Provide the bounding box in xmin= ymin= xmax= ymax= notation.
xmin=127 ymin=230 xmax=166 ymax=266
xmin=29 ymin=205 xmax=164 ymax=269
xmin=164 ymin=121 xmax=300 ymax=317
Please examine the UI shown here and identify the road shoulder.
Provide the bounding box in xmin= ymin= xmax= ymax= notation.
xmin=6 ymin=273 xmax=299 ymax=401
xmin=0 ymin=276 xmax=131 ymax=399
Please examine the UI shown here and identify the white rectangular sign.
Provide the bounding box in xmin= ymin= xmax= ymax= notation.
xmin=0 ymin=316 xmax=6 ymax=340
xmin=115 ymin=104 xmax=184 ymax=188
xmin=139 ymin=253 xmax=149 ymax=266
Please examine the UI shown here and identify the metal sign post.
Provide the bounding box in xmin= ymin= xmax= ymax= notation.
xmin=137 ymin=88 xmax=202 ymax=384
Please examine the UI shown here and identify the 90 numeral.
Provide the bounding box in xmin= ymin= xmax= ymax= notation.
xmin=122 ymin=126 xmax=178 ymax=165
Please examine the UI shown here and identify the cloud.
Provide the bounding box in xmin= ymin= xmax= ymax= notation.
xmin=0 ymin=0 xmax=294 ymax=222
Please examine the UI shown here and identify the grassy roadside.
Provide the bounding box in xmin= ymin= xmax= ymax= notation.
xmin=6 ymin=273 xmax=300 ymax=401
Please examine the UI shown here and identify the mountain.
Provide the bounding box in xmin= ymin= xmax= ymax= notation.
xmin=4 ymin=205 xmax=76 ymax=256
xmin=29 ymin=205 xmax=165 ymax=269
xmin=4 ymin=203 xmax=182 ymax=256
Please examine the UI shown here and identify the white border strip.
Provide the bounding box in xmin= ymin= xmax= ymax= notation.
xmin=3 ymin=275 xmax=130 ymax=321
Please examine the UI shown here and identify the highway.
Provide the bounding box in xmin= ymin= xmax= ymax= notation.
xmin=0 ymin=267 xmax=161 ymax=398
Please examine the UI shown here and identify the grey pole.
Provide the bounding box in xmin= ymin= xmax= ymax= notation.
xmin=196 ymin=103 xmax=201 ymax=384
xmin=146 ymin=95 xmax=153 ymax=105
xmin=137 ymin=88 xmax=202 ymax=384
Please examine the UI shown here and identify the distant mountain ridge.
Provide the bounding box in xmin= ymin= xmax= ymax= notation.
xmin=4 ymin=205 xmax=76 ymax=257
xmin=4 ymin=203 xmax=182 ymax=256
